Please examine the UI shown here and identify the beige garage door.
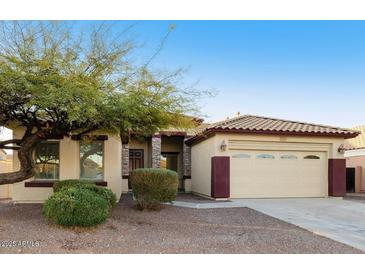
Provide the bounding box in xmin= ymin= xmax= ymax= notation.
xmin=230 ymin=150 xmax=327 ymax=198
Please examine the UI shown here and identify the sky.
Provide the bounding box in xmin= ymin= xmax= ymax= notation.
xmin=1 ymin=20 xmax=365 ymax=141
xmin=130 ymin=21 xmax=365 ymax=127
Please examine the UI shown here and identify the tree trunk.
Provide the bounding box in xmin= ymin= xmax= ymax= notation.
xmin=0 ymin=134 xmax=41 ymax=185
xmin=80 ymin=146 xmax=103 ymax=177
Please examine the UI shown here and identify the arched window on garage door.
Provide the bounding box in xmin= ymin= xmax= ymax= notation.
xmin=232 ymin=153 xmax=251 ymax=159
xmin=256 ymin=154 xmax=275 ymax=159
xmin=280 ymin=154 xmax=298 ymax=160
xmin=304 ymin=155 xmax=320 ymax=159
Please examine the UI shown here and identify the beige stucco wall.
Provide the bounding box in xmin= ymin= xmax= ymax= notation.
xmin=184 ymin=178 xmax=192 ymax=192
xmin=191 ymin=133 xmax=346 ymax=198
xmin=0 ymin=153 xmax=12 ymax=199
xmin=346 ymin=156 xmax=365 ymax=192
xmin=213 ymin=133 xmax=345 ymax=159
xmin=191 ymin=136 xmax=216 ymax=196
xmin=11 ymin=128 xmax=122 ymax=203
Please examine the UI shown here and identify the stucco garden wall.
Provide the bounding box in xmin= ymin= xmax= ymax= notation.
xmin=346 ymin=155 xmax=365 ymax=192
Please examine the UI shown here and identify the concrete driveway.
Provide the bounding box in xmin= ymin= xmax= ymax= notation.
xmin=229 ymin=198 xmax=365 ymax=251
xmin=172 ymin=197 xmax=365 ymax=251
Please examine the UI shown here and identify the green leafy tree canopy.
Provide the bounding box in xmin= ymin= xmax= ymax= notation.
xmin=0 ymin=21 xmax=206 ymax=185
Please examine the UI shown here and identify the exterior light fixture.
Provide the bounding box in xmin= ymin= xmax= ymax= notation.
xmin=337 ymin=144 xmax=347 ymax=154
xmin=220 ymin=140 xmax=227 ymax=151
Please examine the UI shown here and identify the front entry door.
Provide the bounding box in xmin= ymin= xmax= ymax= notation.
xmin=129 ymin=149 xmax=144 ymax=189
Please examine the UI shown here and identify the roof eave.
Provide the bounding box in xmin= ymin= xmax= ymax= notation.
xmin=186 ymin=128 xmax=359 ymax=146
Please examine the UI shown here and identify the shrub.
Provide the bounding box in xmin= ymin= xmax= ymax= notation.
xmin=53 ymin=179 xmax=117 ymax=209
xmin=130 ymin=168 xmax=178 ymax=210
xmin=43 ymin=187 xmax=109 ymax=227
xmin=53 ymin=179 xmax=95 ymax=193
xmin=78 ymin=184 xmax=117 ymax=209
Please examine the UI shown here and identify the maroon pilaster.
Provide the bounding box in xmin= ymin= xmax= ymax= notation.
xmin=328 ymin=159 xmax=346 ymax=197
xmin=211 ymin=156 xmax=230 ymax=198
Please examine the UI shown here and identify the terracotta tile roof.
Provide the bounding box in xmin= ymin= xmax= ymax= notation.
xmin=158 ymin=123 xmax=209 ymax=137
xmin=156 ymin=115 xmax=205 ymax=137
xmin=344 ymin=125 xmax=365 ymax=150
xmin=186 ymin=123 xmax=210 ymax=136
xmin=187 ymin=114 xmax=360 ymax=145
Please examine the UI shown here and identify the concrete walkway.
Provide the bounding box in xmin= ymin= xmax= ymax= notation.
xmin=171 ymin=198 xmax=365 ymax=251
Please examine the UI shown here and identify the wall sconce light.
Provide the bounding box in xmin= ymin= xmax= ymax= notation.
xmin=220 ymin=140 xmax=227 ymax=151
xmin=337 ymin=144 xmax=346 ymax=154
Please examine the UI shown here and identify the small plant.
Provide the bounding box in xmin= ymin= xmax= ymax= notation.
xmin=130 ymin=168 xmax=178 ymax=210
xmin=53 ymin=179 xmax=95 ymax=193
xmin=43 ymin=187 xmax=109 ymax=227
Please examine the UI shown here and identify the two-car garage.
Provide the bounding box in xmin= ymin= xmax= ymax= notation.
xmin=189 ymin=115 xmax=359 ymax=199
xmin=230 ymin=149 xmax=327 ymax=198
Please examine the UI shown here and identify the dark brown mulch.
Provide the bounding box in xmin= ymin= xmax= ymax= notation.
xmin=0 ymin=195 xmax=362 ymax=254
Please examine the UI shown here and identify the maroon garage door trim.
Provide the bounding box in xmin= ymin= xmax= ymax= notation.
xmin=328 ymin=159 xmax=346 ymax=197
xmin=211 ymin=156 xmax=230 ymax=198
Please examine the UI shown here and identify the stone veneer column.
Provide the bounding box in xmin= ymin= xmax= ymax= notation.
xmin=183 ymin=139 xmax=192 ymax=177
xmin=151 ymin=135 xmax=161 ymax=168
xmin=121 ymin=143 xmax=129 ymax=177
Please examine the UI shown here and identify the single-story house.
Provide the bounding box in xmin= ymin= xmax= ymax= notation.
xmin=344 ymin=125 xmax=365 ymax=193
xmin=4 ymin=114 xmax=359 ymax=203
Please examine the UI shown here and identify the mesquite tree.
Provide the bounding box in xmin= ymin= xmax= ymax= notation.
xmin=0 ymin=21 xmax=202 ymax=185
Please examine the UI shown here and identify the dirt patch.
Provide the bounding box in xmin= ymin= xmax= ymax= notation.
xmin=0 ymin=195 xmax=362 ymax=254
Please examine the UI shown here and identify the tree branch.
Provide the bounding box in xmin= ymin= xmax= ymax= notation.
xmin=0 ymin=139 xmax=22 ymax=149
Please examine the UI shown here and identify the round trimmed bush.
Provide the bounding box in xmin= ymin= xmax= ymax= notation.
xmin=53 ymin=180 xmax=116 ymax=209
xmin=53 ymin=179 xmax=95 ymax=193
xmin=43 ymin=187 xmax=109 ymax=227
xmin=130 ymin=168 xmax=178 ymax=210
xmin=78 ymin=184 xmax=117 ymax=209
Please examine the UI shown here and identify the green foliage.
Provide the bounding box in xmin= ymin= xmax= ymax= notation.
xmin=78 ymin=184 xmax=117 ymax=209
xmin=0 ymin=21 xmax=206 ymax=185
xmin=53 ymin=179 xmax=96 ymax=193
xmin=130 ymin=168 xmax=178 ymax=210
xmin=0 ymin=21 xmax=199 ymax=140
xmin=43 ymin=187 xmax=109 ymax=227
xmin=53 ymin=179 xmax=117 ymax=209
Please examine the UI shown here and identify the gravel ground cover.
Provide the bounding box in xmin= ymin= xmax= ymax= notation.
xmin=174 ymin=193 xmax=231 ymax=203
xmin=0 ymin=195 xmax=362 ymax=254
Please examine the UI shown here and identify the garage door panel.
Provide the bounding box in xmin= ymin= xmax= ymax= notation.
xmin=230 ymin=150 xmax=327 ymax=198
